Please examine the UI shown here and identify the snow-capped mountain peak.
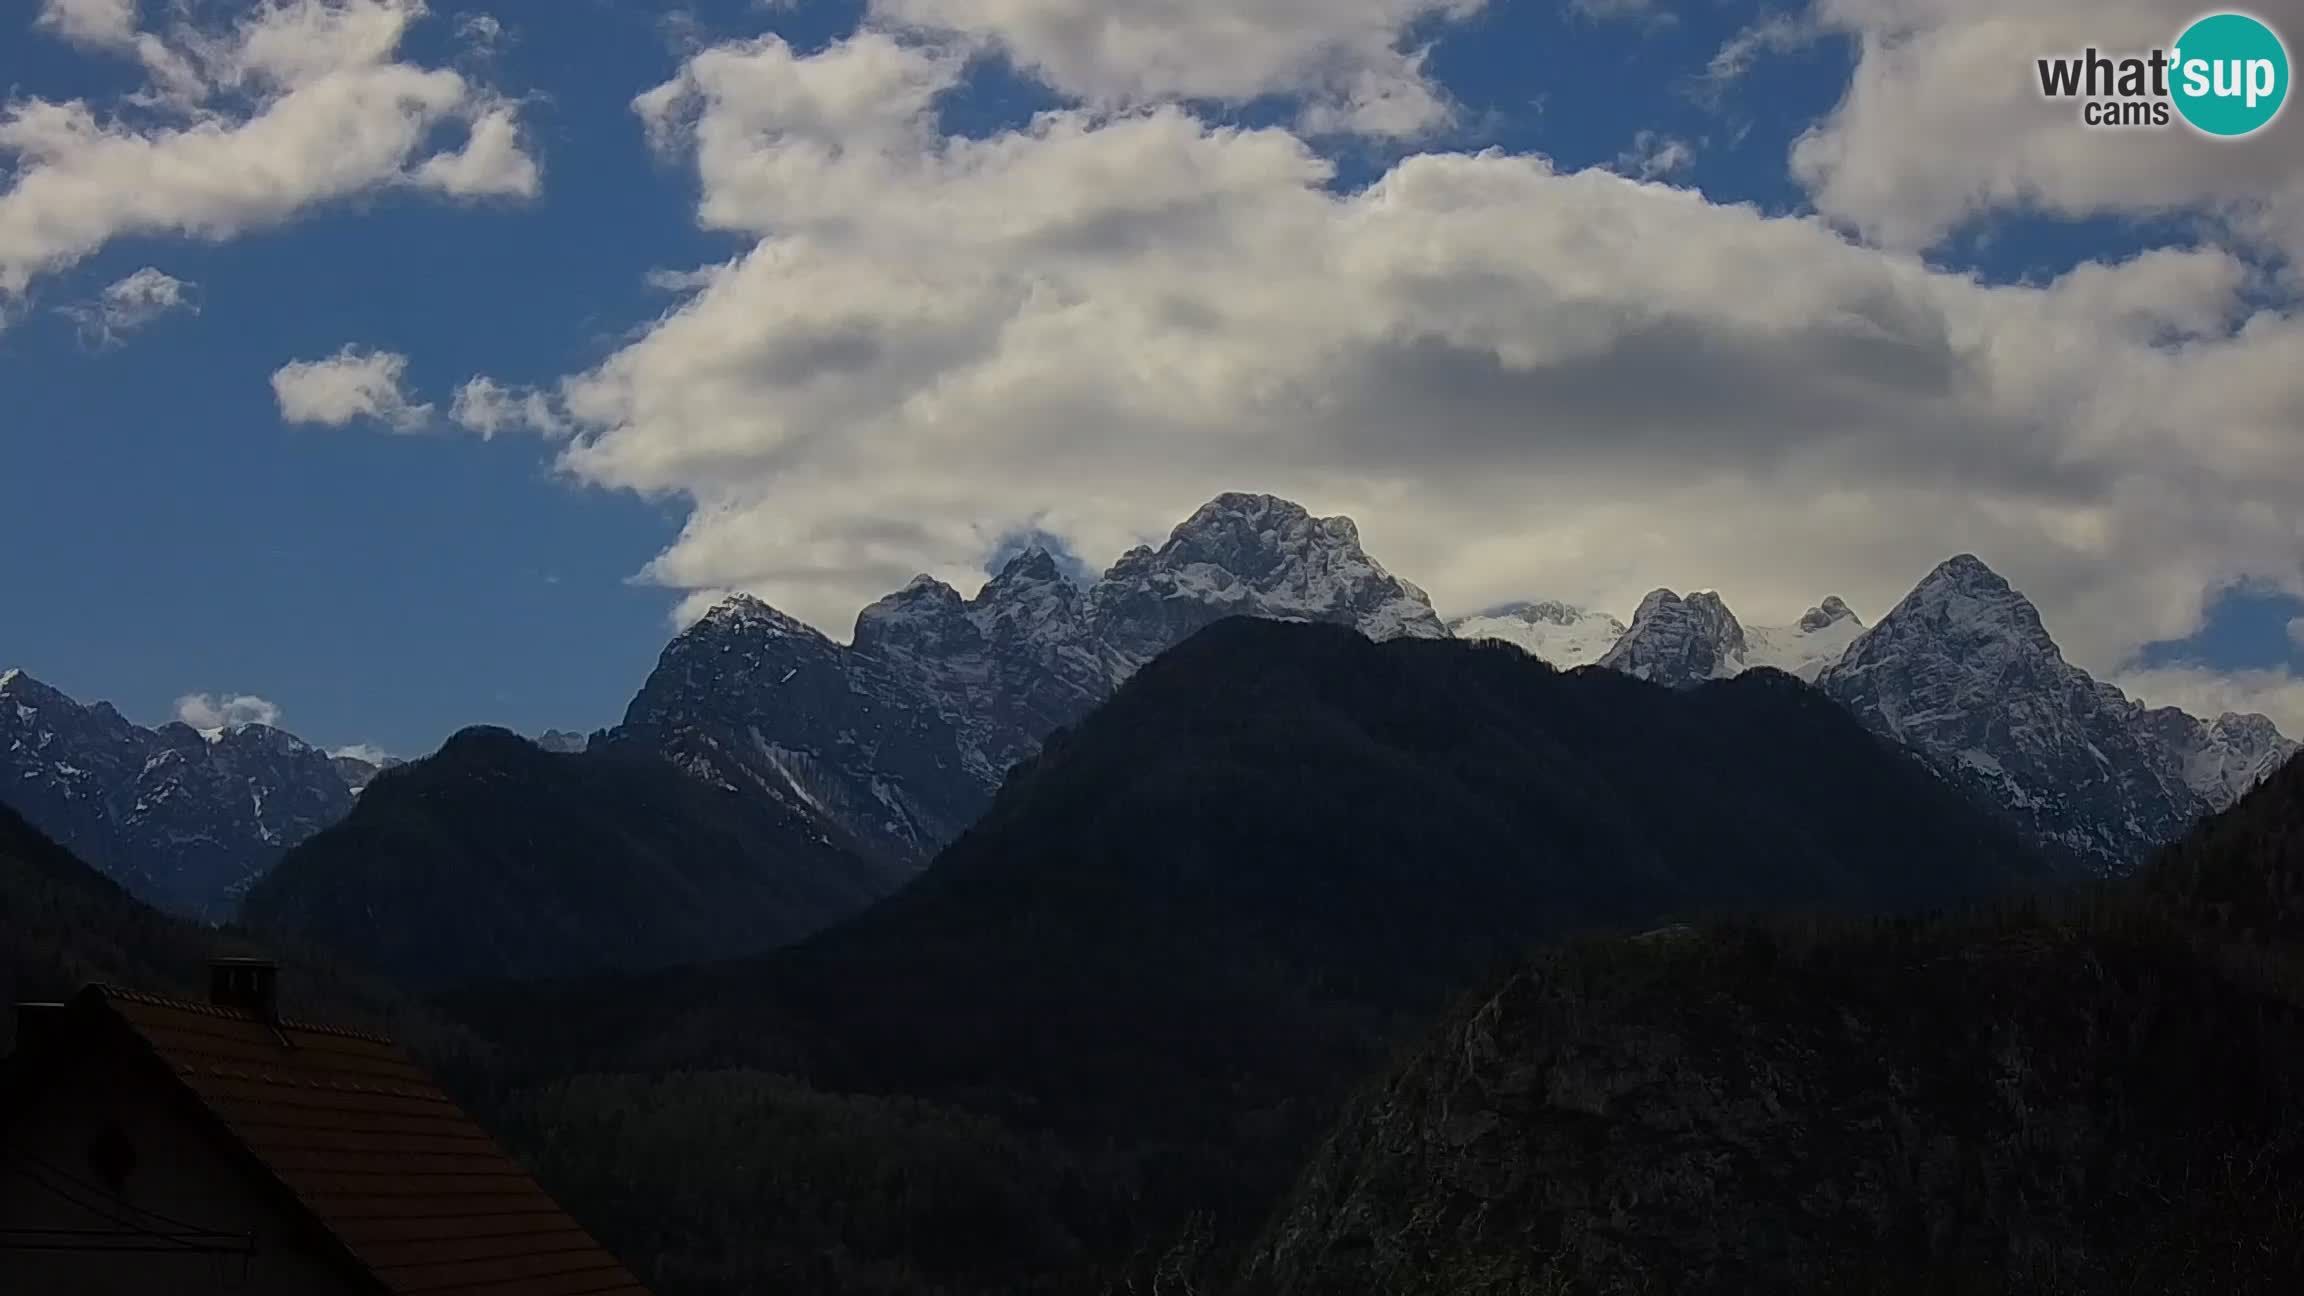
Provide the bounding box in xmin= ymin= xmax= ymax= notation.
xmin=1817 ymin=555 xmax=2211 ymax=869
xmin=1448 ymin=601 xmax=1628 ymax=668
xmin=0 ymin=672 xmax=354 ymax=918
xmin=1090 ymin=493 xmax=1447 ymax=669
xmin=853 ymin=575 xmax=977 ymax=658
xmin=700 ymin=591 xmax=830 ymax=644
xmin=1798 ymin=596 xmax=1859 ymax=633
xmin=1597 ymin=588 xmax=1749 ymax=686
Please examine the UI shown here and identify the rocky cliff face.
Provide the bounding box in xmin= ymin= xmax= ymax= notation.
xmin=1817 ymin=556 xmax=2213 ymax=871
xmin=1595 ymin=590 xmax=1863 ymax=685
xmin=614 ymin=492 xmax=1449 ymax=870
xmin=0 ymin=669 xmax=353 ymax=920
xmin=1595 ymin=589 xmax=1750 ymax=686
xmin=1249 ymin=910 xmax=2304 ymax=1295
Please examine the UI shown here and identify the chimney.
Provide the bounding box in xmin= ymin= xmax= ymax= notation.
xmin=10 ymin=1002 xmax=68 ymax=1060
xmin=209 ymin=957 xmax=280 ymax=1023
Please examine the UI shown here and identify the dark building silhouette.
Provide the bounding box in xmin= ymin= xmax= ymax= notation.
xmin=1 ymin=959 xmax=648 ymax=1295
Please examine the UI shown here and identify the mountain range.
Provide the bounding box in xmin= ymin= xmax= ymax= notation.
xmin=0 ymin=669 xmax=354 ymax=920
xmin=1579 ymin=557 xmax=2297 ymax=869
xmin=605 ymin=491 xmax=1447 ymax=872
xmin=442 ymin=615 xmax=2048 ymax=1293
xmin=5 ymin=491 xmax=2293 ymax=919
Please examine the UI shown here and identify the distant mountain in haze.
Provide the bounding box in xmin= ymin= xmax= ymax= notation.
xmin=0 ymin=669 xmax=354 ymax=920
xmin=242 ymin=727 xmax=908 ymax=988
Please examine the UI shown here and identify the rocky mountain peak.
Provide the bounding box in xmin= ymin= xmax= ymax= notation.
xmin=1598 ymin=588 xmax=1751 ymax=687
xmin=985 ymin=546 xmax=1069 ymax=589
xmin=1799 ymin=596 xmax=1860 ymax=633
xmin=696 ymin=591 xmax=828 ymax=645
xmin=1859 ymin=554 xmax=2062 ymax=667
xmin=0 ymin=667 xmax=71 ymax=710
xmin=853 ymin=575 xmax=976 ymax=658
xmin=1818 ymin=558 xmax=2207 ymax=869
xmin=0 ymin=673 xmax=354 ymax=918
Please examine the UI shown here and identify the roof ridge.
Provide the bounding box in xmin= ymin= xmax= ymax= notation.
xmin=92 ymin=984 xmax=401 ymax=1046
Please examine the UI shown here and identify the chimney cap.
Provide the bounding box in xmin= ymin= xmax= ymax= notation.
xmin=208 ymin=956 xmax=281 ymax=1023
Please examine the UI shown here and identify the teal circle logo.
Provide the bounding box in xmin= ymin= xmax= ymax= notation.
xmin=2170 ymin=12 xmax=2289 ymax=136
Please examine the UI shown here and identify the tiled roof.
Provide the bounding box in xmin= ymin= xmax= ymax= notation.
xmin=90 ymin=986 xmax=650 ymax=1296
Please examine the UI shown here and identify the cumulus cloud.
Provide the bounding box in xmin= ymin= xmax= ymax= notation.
xmin=449 ymin=375 xmax=569 ymax=438
xmin=58 ymin=266 xmax=197 ymax=345
xmin=1791 ymin=0 xmax=2304 ymax=261
xmin=2113 ymin=665 xmax=2304 ymax=737
xmin=438 ymin=26 xmax=2304 ymax=689
xmin=1 ymin=0 xmax=539 ymax=307
xmin=865 ymin=0 xmax=1485 ymax=137
xmin=331 ymin=741 xmax=394 ymax=764
xmin=272 ymin=346 xmax=433 ymax=431
xmin=175 ymin=691 xmax=283 ymax=732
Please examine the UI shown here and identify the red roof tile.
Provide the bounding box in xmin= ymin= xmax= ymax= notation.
xmin=88 ymin=986 xmax=651 ymax=1296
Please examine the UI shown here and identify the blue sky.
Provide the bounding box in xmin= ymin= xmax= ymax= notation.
xmin=3 ymin=0 xmax=2301 ymax=755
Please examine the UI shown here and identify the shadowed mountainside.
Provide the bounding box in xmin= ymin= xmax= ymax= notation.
xmin=444 ymin=618 xmax=2047 ymax=1295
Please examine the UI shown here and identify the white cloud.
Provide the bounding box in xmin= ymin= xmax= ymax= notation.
xmin=331 ymin=741 xmax=394 ymax=764
xmin=37 ymin=0 xmax=138 ymax=47
xmin=58 ymin=266 xmax=197 ymax=345
xmin=409 ymin=102 xmax=541 ymax=198
xmin=1 ymin=0 xmax=539 ymax=306
xmin=2114 ymin=665 xmax=2304 ymax=737
xmin=1616 ymin=130 xmax=1695 ymax=179
xmin=1694 ymin=13 xmax=1820 ymax=103
xmin=865 ymin=0 xmax=1486 ymax=137
xmin=272 ymin=346 xmax=433 ymax=431
xmin=456 ymin=13 xmax=505 ymax=50
xmin=451 ymin=28 xmax=2304 ymax=687
xmin=175 ymin=692 xmax=283 ymax=733
xmin=1791 ymin=0 xmax=2304 ymax=262
xmin=1569 ymin=0 xmax=1676 ymax=27
xmin=449 ymin=375 xmax=569 ymax=438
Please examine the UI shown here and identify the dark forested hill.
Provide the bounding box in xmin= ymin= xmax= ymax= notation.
xmin=0 ymin=799 xmax=486 ymax=1069
xmin=1248 ymin=753 xmax=2304 ymax=1296
xmin=241 ymin=726 xmax=912 ymax=988
xmin=445 ymin=618 xmax=2048 ymax=1295
xmin=0 ymin=799 xmax=214 ymax=1036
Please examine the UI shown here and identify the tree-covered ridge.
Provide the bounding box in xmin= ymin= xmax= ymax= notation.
xmin=1249 ymin=753 xmax=2304 ymax=1296
xmin=443 ymin=618 xmax=2049 ymax=1294
xmin=242 ymin=727 xmax=911 ymax=987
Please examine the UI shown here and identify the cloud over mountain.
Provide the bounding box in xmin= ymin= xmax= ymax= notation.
xmin=480 ymin=20 xmax=2304 ymax=703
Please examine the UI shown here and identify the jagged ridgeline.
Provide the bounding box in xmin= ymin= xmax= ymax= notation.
xmin=9 ymin=493 xmax=2295 ymax=926
xmin=1247 ymin=753 xmax=2304 ymax=1296
xmin=444 ymin=618 xmax=2045 ymax=1296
